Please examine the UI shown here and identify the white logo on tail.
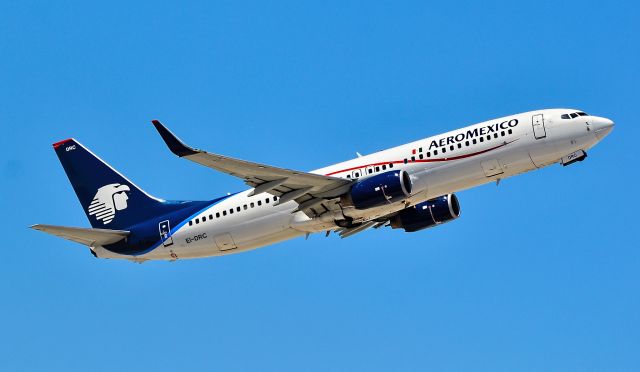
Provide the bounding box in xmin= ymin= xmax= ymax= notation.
xmin=88 ymin=184 xmax=131 ymax=225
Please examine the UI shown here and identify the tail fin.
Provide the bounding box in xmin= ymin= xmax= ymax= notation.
xmin=53 ymin=139 xmax=169 ymax=230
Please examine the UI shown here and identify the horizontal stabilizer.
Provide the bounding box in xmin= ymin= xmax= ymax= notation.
xmin=31 ymin=224 xmax=130 ymax=247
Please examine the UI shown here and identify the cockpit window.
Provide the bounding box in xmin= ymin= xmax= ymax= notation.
xmin=561 ymin=111 xmax=590 ymax=119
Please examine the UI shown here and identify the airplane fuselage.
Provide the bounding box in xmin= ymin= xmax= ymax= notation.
xmin=88 ymin=108 xmax=613 ymax=261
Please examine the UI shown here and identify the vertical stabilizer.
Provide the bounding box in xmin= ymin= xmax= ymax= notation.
xmin=53 ymin=139 xmax=171 ymax=230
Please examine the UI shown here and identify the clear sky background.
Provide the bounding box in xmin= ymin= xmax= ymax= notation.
xmin=1 ymin=1 xmax=638 ymax=371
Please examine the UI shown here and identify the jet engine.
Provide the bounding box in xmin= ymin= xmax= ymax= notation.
xmin=341 ymin=170 xmax=412 ymax=209
xmin=390 ymin=194 xmax=460 ymax=232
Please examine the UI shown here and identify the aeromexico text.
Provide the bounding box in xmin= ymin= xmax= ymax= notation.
xmin=428 ymin=118 xmax=518 ymax=150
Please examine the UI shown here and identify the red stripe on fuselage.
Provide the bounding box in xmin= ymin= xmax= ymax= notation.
xmin=324 ymin=139 xmax=517 ymax=176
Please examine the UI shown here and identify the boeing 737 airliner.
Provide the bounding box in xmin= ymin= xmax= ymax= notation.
xmin=32 ymin=109 xmax=613 ymax=261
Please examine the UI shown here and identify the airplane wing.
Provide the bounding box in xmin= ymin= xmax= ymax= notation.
xmin=152 ymin=120 xmax=354 ymax=217
xmin=31 ymin=224 xmax=130 ymax=247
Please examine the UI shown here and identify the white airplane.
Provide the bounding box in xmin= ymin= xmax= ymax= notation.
xmin=32 ymin=109 xmax=613 ymax=261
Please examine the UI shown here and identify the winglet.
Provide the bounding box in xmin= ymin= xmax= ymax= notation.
xmin=151 ymin=120 xmax=198 ymax=157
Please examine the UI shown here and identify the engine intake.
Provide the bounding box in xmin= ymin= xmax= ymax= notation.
xmin=390 ymin=194 xmax=461 ymax=232
xmin=342 ymin=170 xmax=412 ymax=210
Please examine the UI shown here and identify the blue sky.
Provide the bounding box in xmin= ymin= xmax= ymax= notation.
xmin=1 ymin=1 xmax=638 ymax=371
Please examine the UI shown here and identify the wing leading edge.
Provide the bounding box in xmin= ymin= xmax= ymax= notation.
xmin=151 ymin=120 xmax=354 ymax=217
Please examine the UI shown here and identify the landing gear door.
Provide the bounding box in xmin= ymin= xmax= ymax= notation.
xmin=159 ymin=220 xmax=173 ymax=247
xmin=532 ymin=114 xmax=546 ymax=139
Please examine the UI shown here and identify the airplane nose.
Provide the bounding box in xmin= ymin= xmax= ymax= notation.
xmin=592 ymin=116 xmax=614 ymax=139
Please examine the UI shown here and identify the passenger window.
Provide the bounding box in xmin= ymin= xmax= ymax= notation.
xmin=195 ymin=218 xmax=200 ymax=224
xmin=209 ymin=214 xmax=213 ymax=220
xmin=508 ymin=129 xmax=513 ymax=134
xmin=229 ymin=209 xmax=234 ymax=214
xmin=273 ymin=196 xmax=277 ymax=201
xmin=403 ymin=159 xmax=408 ymax=164
xmin=389 ymin=163 xmax=393 ymax=168
xmin=223 ymin=210 xmax=227 ymax=216
xmin=202 ymin=216 xmax=206 ymax=222
xmin=419 ymin=147 xmax=423 ymax=152
xmin=457 ymin=143 xmax=462 ymax=149
xmin=355 ymin=172 xmax=360 ymax=177
xmin=486 ymin=135 xmax=490 ymax=141
xmin=493 ymin=133 xmax=498 ymax=139
xmin=250 ymin=202 xmax=255 ymax=208
xmin=465 ymin=141 xmax=469 ymax=146
xmin=501 ymin=131 xmax=505 ymax=137
xmin=189 ymin=221 xmax=193 ymax=226
xmin=368 ymin=168 xmax=373 ymax=174
xmin=419 ymin=154 xmax=423 ymax=159
xmin=382 ymin=164 xmax=387 ymax=170
xmin=216 ymin=212 xmax=220 ymax=218
xmin=442 ymin=148 xmax=446 ymax=153
xmin=375 ymin=166 xmax=380 ymax=172
xmin=427 ymin=152 xmax=431 ymax=157
xmin=473 ymin=139 xmax=477 ymax=144
xmin=346 ymin=175 xmax=351 ymax=179
xmin=265 ymin=198 xmax=269 ymax=204
xmin=244 ymin=205 xmax=248 ymax=210
xmin=480 ymin=137 xmax=484 ymax=142
xmin=411 ymin=156 xmax=415 ymax=162
xmin=434 ymin=150 xmax=438 ymax=155
xmin=258 ymin=200 xmax=262 ymax=206
xmin=449 ymin=145 xmax=454 ymax=151
xmin=237 ymin=206 xmax=241 ymax=211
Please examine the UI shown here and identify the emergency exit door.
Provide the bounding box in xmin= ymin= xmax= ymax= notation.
xmin=532 ymin=114 xmax=546 ymax=139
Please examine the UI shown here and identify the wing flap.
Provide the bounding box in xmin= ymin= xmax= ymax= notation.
xmin=338 ymin=221 xmax=378 ymax=239
xmin=31 ymin=224 xmax=130 ymax=247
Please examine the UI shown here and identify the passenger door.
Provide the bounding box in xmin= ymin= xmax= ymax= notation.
xmin=159 ymin=220 xmax=173 ymax=247
xmin=532 ymin=114 xmax=546 ymax=139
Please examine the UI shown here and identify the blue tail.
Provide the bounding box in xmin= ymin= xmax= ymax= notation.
xmin=53 ymin=138 xmax=197 ymax=230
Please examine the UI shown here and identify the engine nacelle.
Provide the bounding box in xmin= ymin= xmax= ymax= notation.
xmin=390 ymin=194 xmax=461 ymax=232
xmin=342 ymin=170 xmax=412 ymax=210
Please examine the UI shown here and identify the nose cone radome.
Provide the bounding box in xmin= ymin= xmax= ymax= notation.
xmin=592 ymin=116 xmax=614 ymax=140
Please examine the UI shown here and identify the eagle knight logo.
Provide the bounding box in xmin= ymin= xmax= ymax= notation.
xmin=87 ymin=184 xmax=131 ymax=225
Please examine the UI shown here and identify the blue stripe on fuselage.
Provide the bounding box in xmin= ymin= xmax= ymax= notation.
xmin=103 ymin=193 xmax=237 ymax=256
